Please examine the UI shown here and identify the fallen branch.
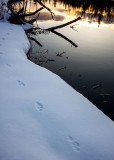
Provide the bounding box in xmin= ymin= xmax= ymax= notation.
xmin=47 ymin=17 xmax=81 ymax=31
xmin=8 ymin=13 xmax=25 ymax=24
xmin=7 ymin=0 xmax=45 ymax=24
xmin=35 ymin=0 xmax=55 ymax=19
xmin=50 ymin=30 xmax=78 ymax=47
xmin=7 ymin=2 xmax=26 ymax=24
xmin=28 ymin=37 xmax=43 ymax=47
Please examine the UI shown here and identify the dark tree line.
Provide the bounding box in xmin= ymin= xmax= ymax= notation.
xmin=45 ymin=0 xmax=114 ymax=17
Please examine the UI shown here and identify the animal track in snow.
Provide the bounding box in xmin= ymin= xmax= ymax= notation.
xmin=67 ymin=136 xmax=80 ymax=152
xmin=35 ymin=101 xmax=44 ymax=112
xmin=0 ymin=52 xmax=3 ymax=54
xmin=9 ymin=28 xmax=13 ymax=30
xmin=2 ymin=38 xmax=5 ymax=40
xmin=6 ymin=64 xmax=11 ymax=67
xmin=17 ymin=80 xmax=25 ymax=86
xmin=7 ymin=33 xmax=10 ymax=35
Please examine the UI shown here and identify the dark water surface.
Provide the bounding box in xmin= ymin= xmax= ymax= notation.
xmin=26 ymin=0 xmax=114 ymax=120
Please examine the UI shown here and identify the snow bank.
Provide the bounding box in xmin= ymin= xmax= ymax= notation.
xmin=0 ymin=21 xmax=114 ymax=160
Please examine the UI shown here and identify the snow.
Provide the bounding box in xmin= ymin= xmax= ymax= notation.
xmin=21 ymin=23 xmax=33 ymax=30
xmin=0 ymin=20 xmax=114 ymax=160
xmin=0 ymin=0 xmax=9 ymax=21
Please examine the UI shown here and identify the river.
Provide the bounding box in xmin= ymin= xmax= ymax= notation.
xmin=13 ymin=0 xmax=114 ymax=120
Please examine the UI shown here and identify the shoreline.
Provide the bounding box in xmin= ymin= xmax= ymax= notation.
xmin=0 ymin=20 xmax=114 ymax=160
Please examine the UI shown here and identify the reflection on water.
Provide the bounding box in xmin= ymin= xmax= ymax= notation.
xmin=12 ymin=0 xmax=114 ymax=26
xmin=51 ymin=0 xmax=114 ymax=17
xmin=42 ymin=0 xmax=114 ymax=26
xmin=13 ymin=0 xmax=114 ymax=120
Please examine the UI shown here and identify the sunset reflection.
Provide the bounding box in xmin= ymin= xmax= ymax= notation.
xmin=37 ymin=0 xmax=114 ymax=29
xmin=12 ymin=0 xmax=114 ymax=29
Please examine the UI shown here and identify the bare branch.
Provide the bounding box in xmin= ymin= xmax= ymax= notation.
xmin=47 ymin=17 xmax=81 ymax=30
xmin=35 ymin=0 xmax=55 ymax=19
xmin=50 ymin=30 xmax=78 ymax=47
xmin=28 ymin=37 xmax=43 ymax=47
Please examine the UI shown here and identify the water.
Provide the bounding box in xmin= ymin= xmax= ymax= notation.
xmin=24 ymin=0 xmax=114 ymax=120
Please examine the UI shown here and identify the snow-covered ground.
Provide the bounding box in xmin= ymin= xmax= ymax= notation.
xmin=0 ymin=19 xmax=114 ymax=160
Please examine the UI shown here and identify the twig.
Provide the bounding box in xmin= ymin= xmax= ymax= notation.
xmin=100 ymin=93 xmax=112 ymax=97
xmin=92 ymin=84 xmax=102 ymax=89
xmin=56 ymin=51 xmax=65 ymax=56
xmin=57 ymin=66 xmax=66 ymax=71
xmin=70 ymin=26 xmax=78 ymax=32
xmin=35 ymin=0 xmax=55 ymax=19
xmin=47 ymin=58 xmax=55 ymax=61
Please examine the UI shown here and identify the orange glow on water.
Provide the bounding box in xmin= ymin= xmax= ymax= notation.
xmin=12 ymin=0 xmax=114 ymax=29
